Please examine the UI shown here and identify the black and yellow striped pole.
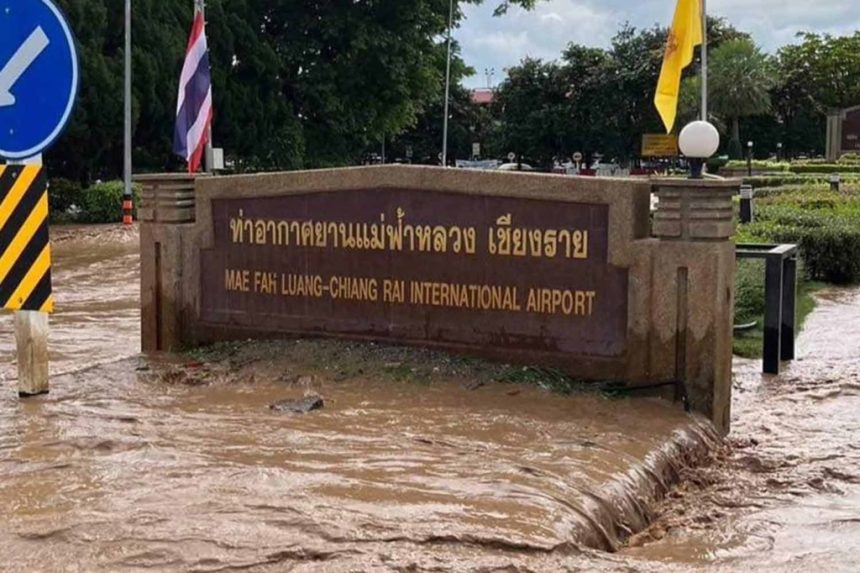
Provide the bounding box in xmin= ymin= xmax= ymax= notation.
xmin=0 ymin=165 xmax=54 ymax=312
xmin=0 ymin=163 xmax=53 ymax=396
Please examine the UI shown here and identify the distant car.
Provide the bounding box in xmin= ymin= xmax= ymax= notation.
xmin=497 ymin=162 xmax=534 ymax=171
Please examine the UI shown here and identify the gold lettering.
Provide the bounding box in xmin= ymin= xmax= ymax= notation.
xmin=526 ymin=288 xmax=598 ymax=316
xmin=281 ymin=274 xmax=324 ymax=298
xmin=383 ymin=279 xmax=405 ymax=303
xmin=329 ymin=276 xmax=378 ymax=302
xmin=225 ymin=269 xmax=250 ymax=292
xmin=254 ymin=271 xmax=278 ymax=294
xmin=575 ymin=291 xmax=586 ymax=316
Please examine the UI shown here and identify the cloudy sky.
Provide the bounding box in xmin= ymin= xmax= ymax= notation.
xmin=459 ymin=0 xmax=860 ymax=88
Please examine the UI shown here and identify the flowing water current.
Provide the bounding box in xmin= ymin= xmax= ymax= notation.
xmin=0 ymin=226 xmax=858 ymax=572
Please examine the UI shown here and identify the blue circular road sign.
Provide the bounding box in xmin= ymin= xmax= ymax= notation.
xmin=0 ymin=0 xmax=79 ymax=160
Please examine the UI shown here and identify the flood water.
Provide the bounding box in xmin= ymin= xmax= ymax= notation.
xmin=0 ymin=226 xmax=859 ymax=572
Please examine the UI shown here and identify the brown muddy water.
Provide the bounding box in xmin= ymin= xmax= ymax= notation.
xmin=0 ymin=225 xmax=859 ymax=572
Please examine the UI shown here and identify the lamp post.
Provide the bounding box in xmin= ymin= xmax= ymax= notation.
xmin=679 ymin=121 xmax=720 ymax=179
xmin=776 ymin=142 xmax=783 ymax=162
xmin=747 ymin=140 xmax=754 ymax=176
xmin=123 ymin=0 xmax=133 ymax=225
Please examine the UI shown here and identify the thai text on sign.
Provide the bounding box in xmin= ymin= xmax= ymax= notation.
xmin=200 ymin=188 xmax=628 ymax=358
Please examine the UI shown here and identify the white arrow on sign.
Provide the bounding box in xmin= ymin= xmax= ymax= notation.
xmin=0 ymin=27 xmax=51 ymax=108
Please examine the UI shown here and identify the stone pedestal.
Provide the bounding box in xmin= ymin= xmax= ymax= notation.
xmin=651 ymin=178 xmax=738 ymax=433
xmin=135 ymin=173 xmax=203 ymax=352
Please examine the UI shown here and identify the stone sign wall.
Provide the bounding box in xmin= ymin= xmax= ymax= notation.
xmin=137 ymin=166 xmax=738 ymax=433
xmin=841 ymin=107 xmax=860 ymax=153
xmin=200 ymin=189 xmax=628 ymax=362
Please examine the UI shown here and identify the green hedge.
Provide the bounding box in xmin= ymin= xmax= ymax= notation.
xmin=744 ymin=174 xmax=860 ymax=188
xmin=756 ymin=188 xmax=860 ymax=210
xmin=78 ymin=181 xmax=141 ymax=224
xmin=741 ymin=194 xmax=860 ymax=283
xmin=798 ymin=154 xmax=860 ymax=166
xmin=725 ymin=160 xmax=790 ymax=172
xmin=726 ymin=159 xmax=860 ymax=175
xmin=790 ymin=163 xmax=860 ymax=174
xmin=774 ymin=223 xmax=860 ymax=283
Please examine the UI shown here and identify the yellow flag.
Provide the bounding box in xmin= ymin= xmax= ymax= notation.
xmin=654 ymin=0 xmax=703 ymax=133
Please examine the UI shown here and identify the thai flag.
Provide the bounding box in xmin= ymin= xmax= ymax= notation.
xmin=173 ymin=10 xmax=212 ymax=173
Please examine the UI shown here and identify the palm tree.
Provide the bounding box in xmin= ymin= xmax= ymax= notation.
xmin=707 ymin=39 xmax=776 ymax=158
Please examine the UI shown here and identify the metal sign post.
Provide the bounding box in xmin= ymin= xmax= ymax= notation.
xmin=123 ymin=0 xmax=133 ymax=225
xmin=0 ymin=0 xmax=80 ymax=396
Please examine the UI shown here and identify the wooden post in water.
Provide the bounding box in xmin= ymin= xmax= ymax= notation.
xmin=16 ymin=311 xmax=49 ymax=396
xmin=12 ymin=155 xmax=50 ymax=397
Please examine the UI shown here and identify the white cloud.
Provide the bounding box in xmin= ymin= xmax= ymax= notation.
xmin=458 ymin=1 xmax=614 ymax=87
xmin=458 ymin=0 xmax=860 ymax=88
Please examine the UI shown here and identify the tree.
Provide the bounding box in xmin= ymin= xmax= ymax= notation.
xmin=491 ymin=58 xmax=570 ymax=169
xmin=778 ymin=32 xmax=860 ymax=112
xmin=43 ymin=0 xmax=539 ymax=182
xmin=705 ymin=39 xmax=775 ymax=158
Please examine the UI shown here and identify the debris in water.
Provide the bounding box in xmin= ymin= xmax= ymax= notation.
xmin=269 ymin=395 xmax=325 ymax=413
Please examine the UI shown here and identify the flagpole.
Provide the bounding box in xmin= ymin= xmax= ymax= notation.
xmin=198 ymin=0 xmax=213 ymax=173
xmin=701 ymin=0 xmax=708 ymax=121
xmin=441 ymin=0 xmax=454 ymax=167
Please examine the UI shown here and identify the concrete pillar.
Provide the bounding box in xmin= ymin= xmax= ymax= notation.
xmin=135 ymin=173 xmax=202 ymax=352
xmin=651 ymin=178 xmax=738 ymax=434
xmin=826 ymin=111 xmax=842 ymax=162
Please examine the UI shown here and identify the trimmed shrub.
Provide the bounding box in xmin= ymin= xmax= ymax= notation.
xmin=790 ymin=163 xmax=860 ymax=174
xmin=48 ymin=178 xmax=83 ymax=215
xmin=744 ymin=174 xmax=860 ymax=188
xmin=743 ymin=204 xmax=860 ymax=284
xmin=725 ymin=160 xmax=789 ymax=172
xmin=78 ymin=180 xmax=140 ymax=224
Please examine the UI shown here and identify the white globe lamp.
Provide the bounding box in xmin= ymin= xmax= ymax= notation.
xmin=678 ymin=121 xmax=720 ymax=179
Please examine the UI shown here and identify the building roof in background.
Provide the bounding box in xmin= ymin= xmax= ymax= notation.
xmin=471 ymin=89 xmax=495 ymax=105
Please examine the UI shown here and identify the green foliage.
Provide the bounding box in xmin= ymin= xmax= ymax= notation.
xmin=759 ymin=190 xmax=860 ymax=211
xmin=728 ymin=160 xmax=860 ymax=174
xmin=741 ymin=188 xmax=860 ymax=283
xmin=838 ymin=153 xmax=860 ymax=164
xmin=744 ymin=174 xmax=860 ymax=188
xmin=769 ymin=222 xmax=860 ymax=284
xmin=725 ymin=160 xmax=789 ymax=172
xmin=46 ymin=0 xmax=536 ymax=180
xmin=708 ymin=38 xmax=776 ymax=129
xmin=48 ymin=178 xmax=84 ymax=215
xmin=734 ymin=259 xmax=765 ymax=324
xmin=78 ymin=181 xmax=141 ymax=224
xmin=492 ymin=23 xmax=674 ymax=166
xmin=790 ymin=163 xmax=860 ymax=174
xmin=777 ymin=32 xmax=860 ymax=112
xmin=36 ymin=6 xmax=860 ymax=177
xmin=726 ymin=138 xmax=743 ymax=161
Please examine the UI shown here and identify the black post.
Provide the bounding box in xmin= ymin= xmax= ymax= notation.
xmin=739 ymin=184 xmax=754 ymax=224
xmin=747 ymin=142 xmax=753 ymax=176
xmin=763 ymin=254 xmax=784 ymax=375
xmin=781 ymin=256 xmax=797 ymax=361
